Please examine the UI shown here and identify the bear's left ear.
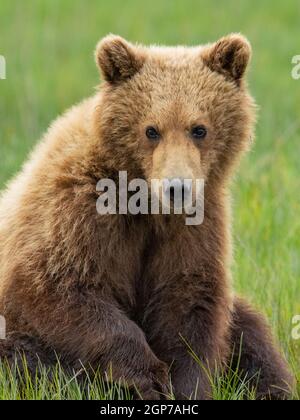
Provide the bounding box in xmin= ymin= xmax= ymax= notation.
xmin=201 ymin=34 xmax=252 ymax=85
xmin=95 ymin=35 xmax=145 ymax=84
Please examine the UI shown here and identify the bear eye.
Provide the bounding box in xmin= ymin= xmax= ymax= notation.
xmin=146 ymin=126 xmax=160 ymax=140
xmin=191 ymin=125 xmax=207 ymax=140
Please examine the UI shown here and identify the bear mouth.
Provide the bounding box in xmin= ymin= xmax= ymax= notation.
xmin=96 ymin=172 xmax=204 ymax=225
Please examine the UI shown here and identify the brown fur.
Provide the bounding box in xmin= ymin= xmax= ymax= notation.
xmin=0 ymin=34 xmax=294 ymax=399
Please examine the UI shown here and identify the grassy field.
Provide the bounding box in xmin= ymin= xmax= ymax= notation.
xmin=0 ymin=0 xmax=299 ymax=399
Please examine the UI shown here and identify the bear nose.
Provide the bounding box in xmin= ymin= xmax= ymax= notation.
xmin=163 ymin=178 xmax=192 ymax=202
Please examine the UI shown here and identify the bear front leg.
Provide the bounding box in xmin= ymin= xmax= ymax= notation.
xmin=142 ymin=221 xmax=233 ymax=400
xmin=7 ymin=290 xmax=169 ymax=400
xmin=144 ymin=278 xmax=231 ymax=399
xmin=230 ymin=297 xmax=295 ymax=400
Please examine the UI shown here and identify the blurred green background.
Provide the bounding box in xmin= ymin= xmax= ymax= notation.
xmin=0 ymin=0 xmax=299 ymax=396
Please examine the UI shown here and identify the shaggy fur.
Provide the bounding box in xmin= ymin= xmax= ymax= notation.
xmin=0 ymin=34 xmax=294 ymax=399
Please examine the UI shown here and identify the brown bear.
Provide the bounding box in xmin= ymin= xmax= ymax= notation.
xmin=0 ymin=34 xmax=295 ymax=400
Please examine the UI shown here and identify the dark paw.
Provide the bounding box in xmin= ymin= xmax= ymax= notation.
xmin=133 ymin=359 xmax=170 ymax=400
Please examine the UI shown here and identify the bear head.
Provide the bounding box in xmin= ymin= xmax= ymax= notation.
xmin=95 ymin=34 xmax=256 ymax=205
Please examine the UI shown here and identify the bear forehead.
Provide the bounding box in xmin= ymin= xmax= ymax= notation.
xmin=122 ymin=45 xmax=241 ymax=101
xmin=115 ymin=60 xmax=241 ymax=123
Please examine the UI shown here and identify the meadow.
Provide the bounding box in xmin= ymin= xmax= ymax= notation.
xmin=0 ymin=0 xmax=299 ymax=399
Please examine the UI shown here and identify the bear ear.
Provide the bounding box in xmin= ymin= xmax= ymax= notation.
xmin=201 ymin=34 xmax=252 ymax=85
xmin=95 ymin=35 xmax=145 ymax=84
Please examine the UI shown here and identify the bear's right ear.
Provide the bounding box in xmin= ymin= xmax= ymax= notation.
xmin=95 ymin=35 xmax=145 ymax=84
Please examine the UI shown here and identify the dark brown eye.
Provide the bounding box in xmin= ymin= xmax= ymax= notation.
xmin=191 ymin=125 xmax=207 ymax=140
xmin=146 ymin=126 xmax=160 ymax=140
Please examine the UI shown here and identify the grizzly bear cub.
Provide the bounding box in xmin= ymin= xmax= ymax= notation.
xmin=0 ymin=34 xmax=294 ymax=399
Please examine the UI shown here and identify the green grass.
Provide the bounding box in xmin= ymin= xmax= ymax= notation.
xmin=0 ymin=358 xmax=133 ymax=400
xmin=0 ymin=355 xmax=258 ymax=400
xmin=0 ymin=0 xmax=299 ymax=400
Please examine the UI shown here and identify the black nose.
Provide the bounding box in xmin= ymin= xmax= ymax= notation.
xmin=164 ymin=178 xmax=191 ymax=202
